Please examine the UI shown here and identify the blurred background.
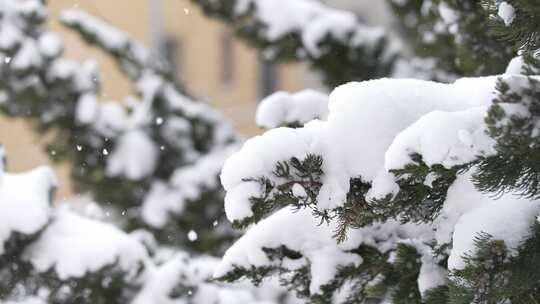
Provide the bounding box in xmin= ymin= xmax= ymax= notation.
xmin=0 ymin=0 xmax=392 ymax=198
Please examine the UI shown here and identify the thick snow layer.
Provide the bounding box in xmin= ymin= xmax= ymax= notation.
xmin=216 ymin=207 xmax=359 ymax=294
xmin=498 ymin=2 xmax=515 ymax=26
xmin=0 ymin=166 xmax=56 ymax=254
xmin=216 ymin=207 xmax=430 ymax=294
xmin=106 ymin=129 xmax=158 ymax=180
xmin=221 ymin=77 xmax=499 ymax=222
xmin=234 ymin=0 xmax=388 ymax=57
xmin=384 ymin=106 xmax=495 ymax=171
xmin=256 ymin=90 xmax=329 ymax=129
xmin=26 ymin=208 xmax=147 ymax=279
xmin=449 ymin=197 xmax=540 ymax=270
xmin=220 ymin=74 xmax=540 ymax=295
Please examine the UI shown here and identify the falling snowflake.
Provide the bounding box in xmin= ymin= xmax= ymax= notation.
xmin=187 ymin=230 xmax=198 ymax=242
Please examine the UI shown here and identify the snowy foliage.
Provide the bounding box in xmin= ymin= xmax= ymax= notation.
xmin=387 ymin=0 xmax=515 ymax=78
xmin=0 ymin=147 xmax=295 ymax=303
xmin=483 ymin=0 xmax=540 ymax=52
xmin=222 ymin=77 xmax=499 ymax=223
xmin=231 ymin=0 xmax=386 ymax=56
xmin=193 ymin=0 xmax=396 ymax=87
xmin=25 ymin=207 xmax=147 ymax=280
xmin=0 ymin=1 xmax=239 ymax=253
xmin=3 ymin=0 xmax=540 ymax=303
xmin=0 ymin=165 xmax=55 ymax=255
xmin=0 ymin=2 xmax=289 ymax=303
xmin=218 ymin=66 xmax=540 ymax=302
xmin=194 ymin=0 xmax=520 ymax=84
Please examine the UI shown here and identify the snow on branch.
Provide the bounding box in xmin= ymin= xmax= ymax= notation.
xmin=0 ymin=165 xmax=55 ymax=255
xmin=218 ymin=73 xmax=540 ymax=300
xmin=61 ymin=9 xmax=170 ymax=82
xmin=256 ymin=90 xmax=329 ymax=129
xmin=232 ymin=0 xmax=387 ymax=56
xmin=222 ymin=77 xmax=499 ymax=225
xmin=193 ymin=0 xmax=397 ymax=87
xmin=25 ymin=207 xmax=147 ymax=279
xmin=0 ymin=1 xmax=238 ymax=249
xmin=0 ymin=152 xmax=289 ymax=303
xmin=215 ymin=207 xmax=432 ymax=297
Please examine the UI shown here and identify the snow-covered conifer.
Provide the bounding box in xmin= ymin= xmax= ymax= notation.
xmin=0 ymin=1 xmax=292 ymax=303
xmin=193 ymin=0 xmax=397 ymax=87
xmin=212 ymin=1 xmax=540 ymax=302
xmin=0 ymin=0 xmax=239 ymax=254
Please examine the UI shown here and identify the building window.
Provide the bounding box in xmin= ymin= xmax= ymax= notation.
xmin=160 ymin=36 xmax=183 ymax=80
xmin=221 ymin=31 xmax=235 ymax=87
xmin=258 ymin=56 xmax=279 ymax=98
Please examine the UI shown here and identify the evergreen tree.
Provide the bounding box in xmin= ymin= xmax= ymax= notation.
xmin=194 ymin=0 xmax=540 ymax=303
xmin=4 ymin=0 xmax=540 ymax=303
xmin=192 ymin=0 xmax=397 ymax=88
xmin=388 ymin=0 xmax=515 ymax=78
xmin=0 ymin=1 xmax=293 ymax=303
xmin=192 ymin=0 xmax=519 ymax=82
xmin=0 ymin=0 xmax=238 ymax=254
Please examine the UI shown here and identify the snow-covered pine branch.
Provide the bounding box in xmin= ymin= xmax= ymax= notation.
xmin=218 ymin=60 xmax=540 ymax=301
xmin=222 ymin=76 xmax=499 ymax=226
xmin=0 ymin=146 xmax=144 ymax=302
xmin=214 ymin=1 xmax=540 ymax=302
xmin=215 ymin=206 xmax=437 ymax=302
xmin=61 ymin=9 xmax=173 ymax=84
xmin=389 ymin=0 xmax=515 ymax=78
xmin=0 ymin=1 xmax=239 ymax=253
xmin=0 ymin=3 xmax=303 ymax=301
xmin=193 ymin=0 xmax=397 ymax=87
xmin=193 ymin=0 xmax=522 ymax=85
xmin=482 ymin=0 xmax=540 ymax=52
xmin=0 ymin=147 xmax=295 ymax=304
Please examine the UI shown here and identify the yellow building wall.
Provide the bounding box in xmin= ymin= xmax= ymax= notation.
xmin=0 ymin=0 xmax=307 ymax=198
